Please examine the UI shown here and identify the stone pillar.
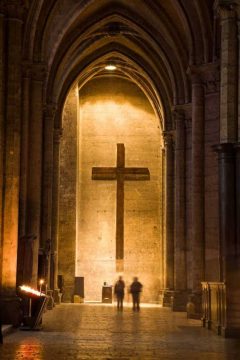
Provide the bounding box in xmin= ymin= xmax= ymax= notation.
xmin=58 ymin=87 xmax=78 ymax=302
xmin=18 ymin=65 xmax=31 ymax=239
xmin=237 ymin=13 xmax=240 ymax=256
xmin=1 ymin=5 xmax=22 ymax=294
xmin=51 ymin=127 xmax=62 ymax=303
xmin=236 ymin=144 xmax=240 ymax=257
xmin=25 ymin=64 xmax=46 ymax=287
xmin=162 ymin=132 xmax=174 ymax=305
xmin=215 ymin=144 xmax=236 ymax=281
xmin=185 ymin=116 xmax=192 ymax=292
xmin=218 ymin=1 xmax=238 ymax=143
xmin=0 ymin=6 xmax=5 ymax=279
xmin=215 ymin=144 xmax=240 ymax=337
xmin=238 ymin=13 xmax=240 ymax=142
xmin=0 ymin=3 xmax=23 ymax=325
xmin=172 ymin=110 xmax=188 ymax=311
xmin=17 ymin=65 xmax=31 ymax=286
xmin=191 ymin=73 xmax=205 ymax=295
xmin=213 ymin=2 xmax=240 ymax=337
xmin=41 ymin=103 xmax=56 ymax=288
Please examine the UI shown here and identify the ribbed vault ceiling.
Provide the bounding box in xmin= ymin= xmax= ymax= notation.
xmin=22 ymin=0 xmax=214 ymax=129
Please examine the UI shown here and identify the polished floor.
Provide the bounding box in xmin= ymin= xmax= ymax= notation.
xmin=1 ymin=303 xmax=240 ymax=359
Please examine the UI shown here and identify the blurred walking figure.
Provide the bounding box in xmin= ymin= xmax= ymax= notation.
xmin=130 ymin=277 xmax=143 ymax=311
xmin=114 ymin=276 xmax=125 ymax=311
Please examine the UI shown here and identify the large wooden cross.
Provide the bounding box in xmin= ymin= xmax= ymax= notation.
xmin=92 ymin=144 xmax=150 ymax=266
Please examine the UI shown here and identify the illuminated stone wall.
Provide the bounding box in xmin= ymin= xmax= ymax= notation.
xmin=59 ymin=86 xmax=78 ymax=302
xmin=76 ymin=77 xmax=163 ymax=302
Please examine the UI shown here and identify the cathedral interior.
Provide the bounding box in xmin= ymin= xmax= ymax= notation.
xmin=1 ymin=0 xmax=240 ymax=354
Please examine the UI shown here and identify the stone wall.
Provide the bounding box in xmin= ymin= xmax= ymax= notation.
xmin=76 ymin=76 xmax=163 ymax=302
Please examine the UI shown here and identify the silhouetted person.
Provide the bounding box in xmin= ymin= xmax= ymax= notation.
xmin=130 ymin=277 xmax=143 ymax=311
xmin=114 ymin=276 xmax=125 ymax=310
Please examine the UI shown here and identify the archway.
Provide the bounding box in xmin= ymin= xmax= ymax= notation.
xmin=58 ymin=73 xmax=164 ymax=302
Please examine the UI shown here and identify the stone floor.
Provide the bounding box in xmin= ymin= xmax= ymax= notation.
xmin=1 ymin=303 xmax=240 ymax=359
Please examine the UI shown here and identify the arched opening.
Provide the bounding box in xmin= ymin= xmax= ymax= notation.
xmin=58 ymin=72 xmax=164 ymax=303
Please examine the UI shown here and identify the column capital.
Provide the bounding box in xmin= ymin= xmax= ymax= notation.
xmin=187 ymin=63 xmax=220 ymax=93
xmin=212 ymin=143 xmax=235 ymax=157
xmin=213 ymin=0 xmax=239 ymax=23
xmin=163 ymin=131 xmax=174 ymax=147
xmin=173 ymin=103 xmax=192 ymax=118
xmin=53 ymin=128 xmax=63 ymax=143
xmin=187 ymin=63 xmax=220 ymax=87
xmin=172 ymin=109 xmax=185 ymax=123
xmin=214 ymin=0 xmax=238 ymax=20
xmin=44 ymin=103 xmax=57 ymax=119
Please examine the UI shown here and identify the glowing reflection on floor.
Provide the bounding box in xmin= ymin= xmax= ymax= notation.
xmin=15 ymin=342 xmax=43 ymax=360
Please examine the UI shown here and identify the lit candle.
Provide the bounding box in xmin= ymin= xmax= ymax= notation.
xmin=39 ymin=279 xmax=44 ymax=295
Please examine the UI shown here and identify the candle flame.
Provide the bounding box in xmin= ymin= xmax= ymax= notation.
xmin=20 ymin=285 xmax=45 ymax=297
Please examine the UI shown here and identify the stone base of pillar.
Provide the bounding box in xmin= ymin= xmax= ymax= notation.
xmin=53 ymin=289 xmax=61 ymax=304
xmin=186 ymin=292 xmax=202 ymax=319
xmin=159 ymin=289 xmax=175 ymax=307
xmin=0 ymin=296 xmax=22 ymax=326
xmin=46 ymin=290 xmax=55 ymax=310
xmin=171 ymin=290 xmax=189 ymax=312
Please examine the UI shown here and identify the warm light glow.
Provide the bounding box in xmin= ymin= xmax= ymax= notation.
xmin=39 ymin=279 xmax=44 ymax=285
xmin=16 ymin=343 xmax=43 ymax=360
xmin=105 ymin=64 xmax=117 ymax=71
xmin=20 ymin=285 xmax=45 ymax=297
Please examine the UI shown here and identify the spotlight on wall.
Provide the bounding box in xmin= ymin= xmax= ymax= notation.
xmin=105 ymin=64 xmax=117 ymax=71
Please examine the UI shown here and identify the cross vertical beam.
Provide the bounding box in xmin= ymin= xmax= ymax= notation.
xmin=92 ymin=144 xmax=150 ymax=269
xmin=116 ymin=144 xmax=124 ymax=260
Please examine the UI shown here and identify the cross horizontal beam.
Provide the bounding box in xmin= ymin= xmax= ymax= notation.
xmin=92 ymin=167 xmax=150 ymax=180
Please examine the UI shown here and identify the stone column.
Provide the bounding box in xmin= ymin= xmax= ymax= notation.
xmin=237 ymin=12 xmax=240 ymax=257
xmin=17 ymin=64 xmax=31 ymax=286
xmin=206 ymin=1 xmax=240 ymax=337
xmin=41 ymin=103 xmax=56 ymax=287
xmin=218 ymin=1 xmax=238 ymax=143
xmin=162 ymin=132 xmax=174 ymax=305
xmin=1 ymin=4 xmax=22 ymax=294
xmin=51 ymin=127 xmax=62 ymax=303
xmin=238 ymin=12 xmax=240 ymax=142
xmin=191 ymin=73 xmax=205 ymax=295
xmin=0 ymin=6 xmax=5 ymax=274
xmin=236 ymin=144 xmax=240 ymax=257
xmin=25 ymin=64 xmax=46 ymax=287
xmin=215 ymin=144 xmax=236 ymax=280
xmin=215 ymin=144 xmax=240 ymax=337
xmin=0 ymin=2 xmax=23 ymax=325
xmin=58 ymin=87 xmax=78 ymax=303
xmin=172 ymin=110 xmax=188 ymax=311
xmin=19 ymin=64 xmax=31 ymax=238
xmin=214 ymin=1 xmax=240 ymax=337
